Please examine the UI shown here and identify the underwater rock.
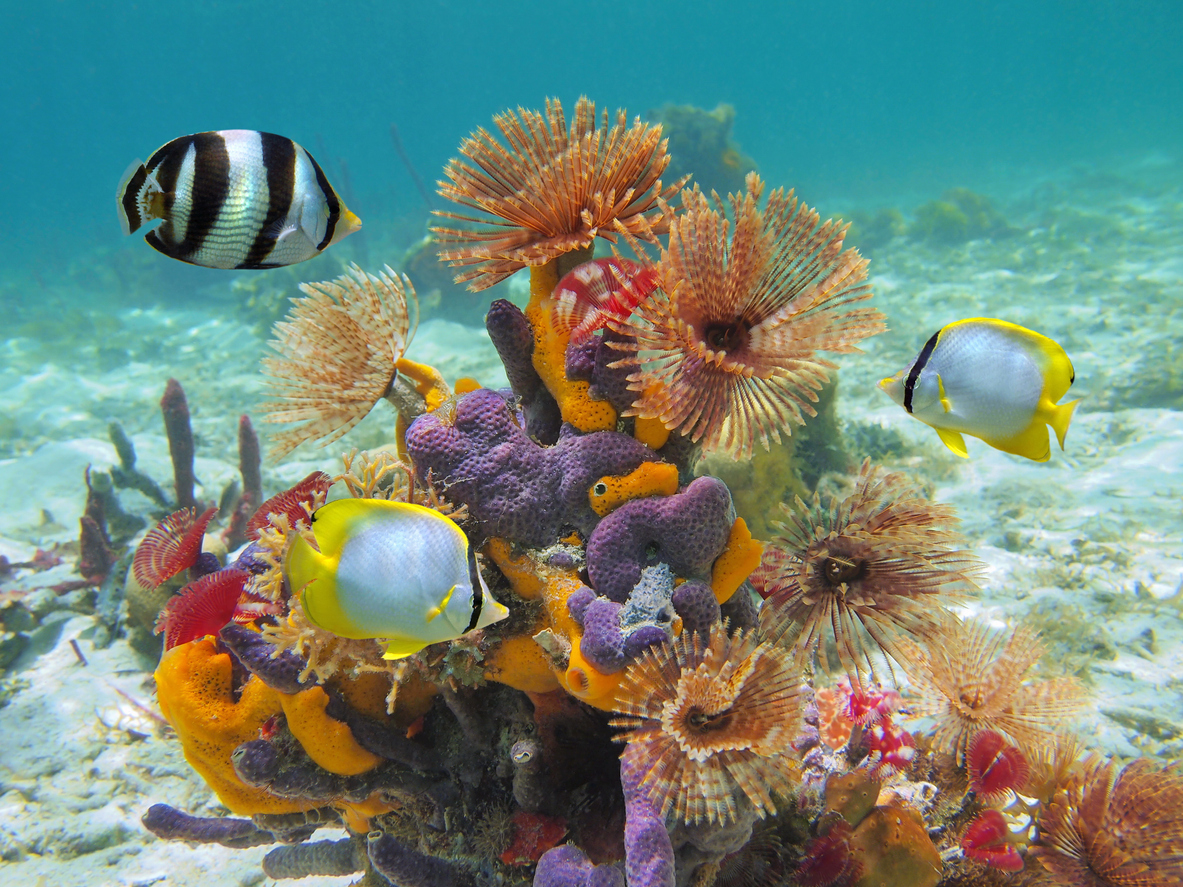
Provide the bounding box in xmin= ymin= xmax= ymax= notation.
xmin=909 ymin=188 xmax=1017 ymax=245
xmin=646 ymin=103 xmax=755 ymax=199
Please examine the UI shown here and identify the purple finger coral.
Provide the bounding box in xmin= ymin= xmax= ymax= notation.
xmin=586 ymin=476 xmax=733 ymax=602
xmin=405 ymin=387 xmax=657 ymax=546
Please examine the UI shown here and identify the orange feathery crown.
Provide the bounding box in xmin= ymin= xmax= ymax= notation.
xmin=433 ymin=96 xmax=685 ymax=290
xmin=609 ymin=172 xmax=886 ymax=458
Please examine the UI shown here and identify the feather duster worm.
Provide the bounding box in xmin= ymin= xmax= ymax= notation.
xmin=132 ymin=506 xmax=217 ymax=589
xmin=550 ymin=257 xmax=660 ymax=345
xmin=608 ymin=173 xmax=886 ymax=457
xmin=895 ymin=619 xmax=1087 ymax=761
xmin=261 ymin=264 xmax=418 ymax=460
xmin=433 ymin=96 xmax=684 ymax=290
xmin=758 ymin=460 xmax=981 ymax=683
xmin=1029 ymin=756 xmax=1183 ymax=886
xmin=611 ymin=623 xmax=805 ymax=825
xmin=153 ymin=568 xmax=277 ymax=650
xmin=966 ymin=729 xmax=1030 ymax=801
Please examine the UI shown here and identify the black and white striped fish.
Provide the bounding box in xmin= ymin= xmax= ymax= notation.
xmin=117 ymin=130 xmax=361 ymax=269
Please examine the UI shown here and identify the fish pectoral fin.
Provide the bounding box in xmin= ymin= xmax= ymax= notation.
xmin=381 ymin=637 xmax=428 ymax=660
xmin=425 ymin=585 xmax=456 ymax=624
xmin=936 ymin=373 xmax=952 ymax=413
xmin=934 ymin=426 xmax=970 ymax=458
xmin=1050 ymin=398 xmax=1080 ymax=450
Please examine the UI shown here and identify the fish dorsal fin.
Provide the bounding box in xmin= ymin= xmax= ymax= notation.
xmin=937 ymin=373 xmax=952 ymax=413
xmin=426 ymin=584 xmax=457 ymax=624
xmin=311 ymin=497 xmax=408 ymax=557
xmin=934 ymin=426 xmax=969 ymax=458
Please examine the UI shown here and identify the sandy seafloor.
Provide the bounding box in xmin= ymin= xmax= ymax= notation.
xmin=0 ymin=160 xmax=1180 ymax=885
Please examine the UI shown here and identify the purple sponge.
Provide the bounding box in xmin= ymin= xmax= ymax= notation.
xmin=534 ymin=845 xmax=624 ymax=887
xmin=405 ymin=388 xmax=657 ymax=546
xmin=586 ymin=476 xmax=733 ymax=602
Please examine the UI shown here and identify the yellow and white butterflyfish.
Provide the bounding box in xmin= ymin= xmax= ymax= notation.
xmin=283 ymin=498 xmax=509 ymax=660
xmin=878 ymin=318 xmax=1079 ymax=463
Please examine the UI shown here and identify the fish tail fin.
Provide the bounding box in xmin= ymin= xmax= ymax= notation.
xmin=116 ymin=159 xmax=165 ymax=235
xmin=1050 ymin=398 xmax=1080 ymax=450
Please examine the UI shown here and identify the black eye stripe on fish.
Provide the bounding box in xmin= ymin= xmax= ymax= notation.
xmin=904 ymin=329 xmax=941 ymax=414
xmin=465 ymin=546 xmax=483 ymax=633
xmin=308 ymin=151 xmax=340 ymax=252
xmin=243 ymin=133 xmax=297 ymax=268
xmin=117 ymin=130 xmax=360 ymax=269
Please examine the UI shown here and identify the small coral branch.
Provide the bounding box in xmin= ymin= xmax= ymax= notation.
xmin=140 ymin=804 xmax=276 ymax=849
xmin=262 ymin=837 xmax=368 ymax=879
xmin=160 ymin=378 xmax=197 ymax=510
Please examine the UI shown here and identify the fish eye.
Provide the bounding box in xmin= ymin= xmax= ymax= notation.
xmin=593 ymin=482 xmax=608 ymax=496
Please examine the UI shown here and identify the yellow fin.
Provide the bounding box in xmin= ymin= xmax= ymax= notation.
xmin=425 ymin=585 xmax=456 ymax=624
xmin=934 ymin=426 xmax=969 ymax=458
xmin=990 ymin=420 xmax=1051 ymax=462
xmin=1050 ymin=398 xmax=1079 ymax=450
xmin=937 ymin=373 xmax=952 ymax=413
xmin=381 ymin=637 xmax=429 ymax=660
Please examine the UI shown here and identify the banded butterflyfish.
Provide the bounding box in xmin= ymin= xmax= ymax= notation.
xmin=116 ymin=130 xmax=361 ymax=269
xmin=879 ymin=317 xmax=1079 ymax=462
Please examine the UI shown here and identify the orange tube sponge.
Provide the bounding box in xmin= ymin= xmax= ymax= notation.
xmin=155 ymin=638 xmax=309 ymax=815
xmin=710 ymin=517 xmax=764 ymax=604
xmin=561 ymin=643 xmax=625 ymax=710
xmin=485 ymin=632 xmax=561 ymax=694
xmin=588 ymin=462 xmax=680 ymax=517
xmin=525 ymin=260 xmax=618 ymax=433
xmin=394 ymin=357 xmax=452 ymax=411
xmin=278 ymin=687 xmax=384 ymax=776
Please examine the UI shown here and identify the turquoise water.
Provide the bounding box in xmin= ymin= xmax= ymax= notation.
xmin=0 ymin=2 xmax=1181 ymax=884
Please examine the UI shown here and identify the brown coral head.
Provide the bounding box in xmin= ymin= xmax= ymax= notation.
xmin=433 ymin=96 xmax=685 ymax=290
xmin=611 ymin=624 xmax=805 ymax=825
xmin=607 ymin=173 xmax=886 ymax=457
xmin=1030 ymin=756 xmax=1183 ymax=886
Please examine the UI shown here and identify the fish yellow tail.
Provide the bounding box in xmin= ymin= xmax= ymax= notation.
xmin=1050 ymin=398 xmax=1080 ymax=450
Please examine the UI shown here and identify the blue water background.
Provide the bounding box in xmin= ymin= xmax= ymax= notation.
xmin=0 ymin=0 xmax=1180 ymax=302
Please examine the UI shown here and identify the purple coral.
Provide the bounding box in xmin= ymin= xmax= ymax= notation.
xmin=571 ymin=564 xmax=678 ymax=673
xmin=586 ymin=476 xmax=733 ymax=602
xmin=405 ymin=387 xmax=657 ymax=546
xmin=486 ymin=298 xmax=561 ymax=444
xmin=161 ymin=378 xmax=197 ymax=510
xmin=621 ymin=753 xmax=676 ymax=887
xmin=671 ymin=580 xmax=721 ymax=636
xmin=141 ymin=804 xmax=274 ymax=848
xmin=368 ymin=831 xmax=472 ymax=887
xmin=534 ymin=844 xmax=625 ymax=887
